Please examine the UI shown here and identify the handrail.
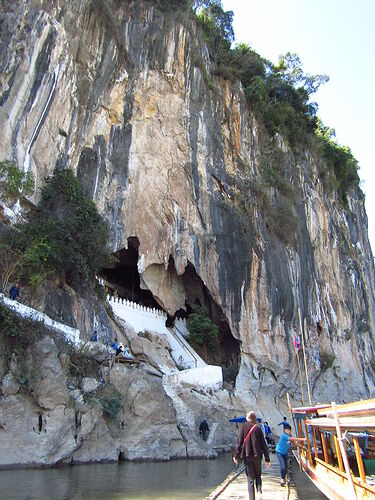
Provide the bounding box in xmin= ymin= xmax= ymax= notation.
xmin=207 ymin=464 xmax=246 ymax=500
xmin=0 ymin=293 xmax=80 ymax=344
xmin=169 ymin=325 xmax=199 ymax=368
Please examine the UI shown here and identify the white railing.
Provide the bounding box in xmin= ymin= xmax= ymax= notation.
xmin=106 ymin=296 xmax=206 ymax=369
xmin=107 ymin=295 xmax=167 ymax=318
xmin=169 ymin=324 xmax=206 ymax=368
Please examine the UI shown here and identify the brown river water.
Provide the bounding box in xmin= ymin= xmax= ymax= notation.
xmin=0 ymin=454 xmax=326 ymax=499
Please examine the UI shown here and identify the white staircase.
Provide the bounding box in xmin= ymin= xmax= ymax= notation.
xmin=0 ymin=293 xmax=80 ymax=344
xmin=107 ymin=296 xmax=223 ymax=389
xmin=168 ymin=325 xmax=206 ymax=368
xmin=107 ymin=296 xmax=205 ymax=369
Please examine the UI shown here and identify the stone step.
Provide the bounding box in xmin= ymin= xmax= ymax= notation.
xmin=207 ymin=422 xmax=219 ymax=445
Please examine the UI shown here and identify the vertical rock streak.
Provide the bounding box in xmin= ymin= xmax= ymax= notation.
xmin=24 ymin=64 xmax=60 ymax=172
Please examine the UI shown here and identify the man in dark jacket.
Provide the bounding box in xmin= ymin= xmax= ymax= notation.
xmin=9 ymin=283 xmax=20 ymax=300
xmin=233 ymin=411 xmax=270 ymax=500
xmin=199 ymin=419 xmax=210 ymax=441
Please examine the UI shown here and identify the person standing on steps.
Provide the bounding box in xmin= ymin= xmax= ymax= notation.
xmin=233 ymin=411 xmax=270 ymax=500
xmin=199 ymin=419 xmax=210 ymax=441
xmin=264 ymin=421 xmax=274 ymax=445
xmin=111 ymin=338 xmax=118 ymax=352
xmin=115 ymin=343 xmax=124 ymax=356
xmin=122 ymin=345 xmax=133 ymax=359
xmin=276 ymin=423 xmax=306 ymax=486
xmin=9 ymin=282 xmax=20 ymax=300
xmin=278 ymin=416 xmax=290 ymax=429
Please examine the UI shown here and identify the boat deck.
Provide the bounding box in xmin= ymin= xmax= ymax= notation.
xmin=207 ymin=459 xmax=299 ymax=499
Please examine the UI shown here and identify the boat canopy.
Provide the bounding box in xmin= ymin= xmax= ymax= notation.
xmin=291 ymin=404 xmax=330 ymax=414
xmin=292 ymin=399 xmax=375 ymax=418
xmin=305 ymin=415 xmax=375 ymax=431
xmin=316 ymin=399 xmax=375 ymax=418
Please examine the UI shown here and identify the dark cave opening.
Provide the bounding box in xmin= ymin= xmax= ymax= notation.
xmin=179 ymin=262 xmax=240 ymax=368
xmin=101 ymin=237 xmax=160 ymax=309
xmin=101 ymin=242 xmax=240 ymax=369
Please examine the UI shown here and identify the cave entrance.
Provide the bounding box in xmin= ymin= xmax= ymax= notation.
xmin=101 ymin=237 xmax=160 ymax=308
xmin=175 ymin=261 xmax=240 ymax=369
xmin=101 ymin=242 xmax=240 ymax=370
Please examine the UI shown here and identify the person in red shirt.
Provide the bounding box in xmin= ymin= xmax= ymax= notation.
xmin=233 ymin=411 xmax=270 ymax=500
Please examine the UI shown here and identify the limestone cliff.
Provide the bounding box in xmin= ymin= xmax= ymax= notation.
xmin=0 ymin=328 xmax=238 ymax=466
xmin=1 ymin=0 xmax=375 ymax=416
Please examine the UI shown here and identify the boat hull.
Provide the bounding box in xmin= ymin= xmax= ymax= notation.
xmin=293 ymin=450 xmax=375 ymax=500
xmin=293 ymin=450 xmax=345 ymax=500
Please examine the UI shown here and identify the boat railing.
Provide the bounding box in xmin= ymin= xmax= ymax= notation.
xmin=288 ymin=394 xmax=375 ymax=499
xmin=314 ymin=457 xmax=375 ymax=496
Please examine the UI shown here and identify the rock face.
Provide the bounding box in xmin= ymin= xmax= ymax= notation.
xmin=1 ymin=0 xmax=375 ymax=413
xmin=0 ymin=334 xmax=238 ymax=466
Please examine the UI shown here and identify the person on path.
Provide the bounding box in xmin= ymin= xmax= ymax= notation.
xmin=199 ymin=419 xmax=210 ymax=441
xmin=90 ymin=331 xmax=98 ymax=342
xmin=115 ymin=343 xmax=124 ymax=356
xmin=278 ymin=416 xmax=290 ymax=429
xmin=257 ymin=417 xmax=265 ymax=436
xmin=276 ymin=423 xmax=306 ymax=486
xmin=264 ymin=421 xmax=273 ymax=445
xmin=264 ymin=421 xmax=271 ymax=437
xmin=9 ymin=282 xmax=20 ymax=300
xmin=233 ymin=411 xmax=270 ymax=500
xmin=122 ymin=345 xmax=133 ymax=359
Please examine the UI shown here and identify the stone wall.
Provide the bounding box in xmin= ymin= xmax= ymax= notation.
xmin=163 ymin=366 xmax=223 ymax=391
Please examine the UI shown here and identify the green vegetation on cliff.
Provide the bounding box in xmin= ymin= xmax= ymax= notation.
xmin=315 ymin=119 xmax=360 ymax=203
xmin=187 ymin=305 xmax=219 ymax=355
xmin=0 ymin=302 xmax=44 ymax=388
xmin=0 ymin=160 xmax=34 ymax=199
xmin=1 ymin=169 xmax=110 ymax=291
xmin=153 ymin=0 xmax=360 ymax=204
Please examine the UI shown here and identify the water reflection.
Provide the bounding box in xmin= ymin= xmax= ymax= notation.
xmin=1 ymin=454 xmax=234 ymax=500
xmin=290 ymin=459 xmax=326 ymax=499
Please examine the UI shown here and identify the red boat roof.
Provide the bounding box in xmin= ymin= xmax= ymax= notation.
xmin=291 ymin=404 xmax=331 ymax=414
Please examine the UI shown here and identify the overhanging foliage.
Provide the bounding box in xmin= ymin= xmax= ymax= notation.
xmin=5 ymin=169 xmax=110 ymax=290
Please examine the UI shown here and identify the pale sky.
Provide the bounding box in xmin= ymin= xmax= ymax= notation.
xmin=222 ymin=0 xmax=375 ymax=253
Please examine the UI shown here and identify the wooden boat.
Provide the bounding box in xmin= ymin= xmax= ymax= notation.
xmin=288 ymin=397 xmax=375 ymax=499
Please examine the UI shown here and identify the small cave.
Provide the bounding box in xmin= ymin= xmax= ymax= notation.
xmin=38 ymin=413 xmax=43 ymax=433
xmin=100 ymin=240 xmax=240 ymax=370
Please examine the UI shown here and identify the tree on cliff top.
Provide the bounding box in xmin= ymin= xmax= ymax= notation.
xmin=9 ymin=169 xmax=110 ymax=290
xmin=188 ymin=1 xmax=360 ymax=201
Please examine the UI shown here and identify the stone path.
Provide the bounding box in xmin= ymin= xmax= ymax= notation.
xmin=208 ymin=459 xmax=299 ymax=499
xmin=0 ymin=292 xmax=80 ymax=344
